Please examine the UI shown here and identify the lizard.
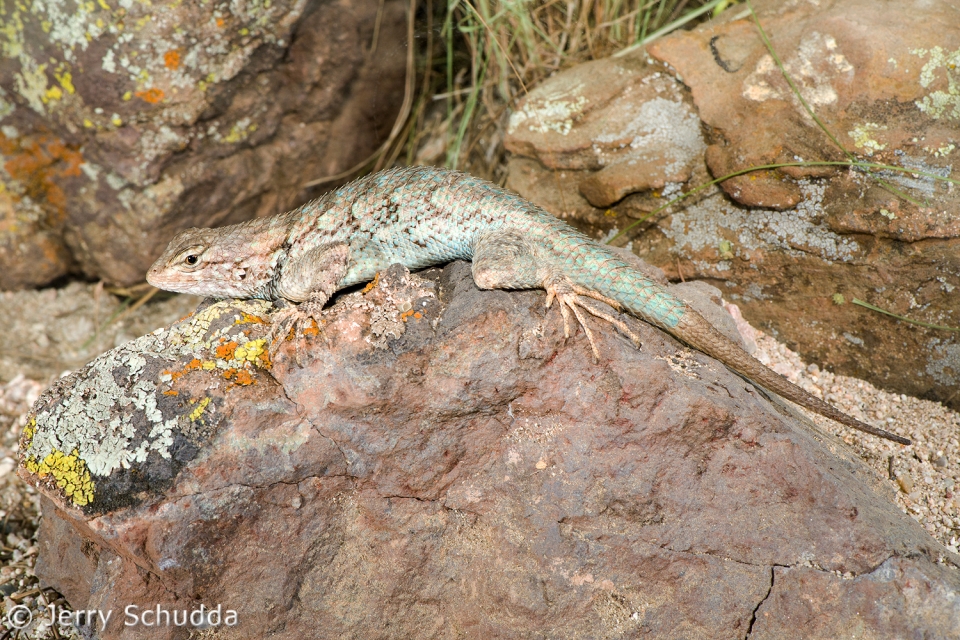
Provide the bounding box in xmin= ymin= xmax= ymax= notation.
xmin=147 ymin=164 xmax=911 ymax=445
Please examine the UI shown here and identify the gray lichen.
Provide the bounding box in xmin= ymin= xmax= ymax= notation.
xmin=662 ymin=182 xmax=860 ymax=264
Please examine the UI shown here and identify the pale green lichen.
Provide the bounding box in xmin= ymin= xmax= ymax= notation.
xmin=14 ymin=60 xmax=51 ymax=113
xmin=911 ymin=46 xmax=960 ymax=120
xmin=718 ymin=240 xmax=734 ymax=260
xmin=22 ymin=331 xmax=176 ymax=479
xmin=849 ymin=123 xmax=887 ymax=155
xmin=926 ymin=142 xmax=956 ymax=158
xmin=508 ymin=93 xmax=588 ymax=136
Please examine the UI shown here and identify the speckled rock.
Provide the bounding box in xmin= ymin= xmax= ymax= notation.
xmin=0 ymin=0 xmax=408 ymax=289
xmin=503 ymin=0 xmax=960 ymax=412
xmin=21 ymin=262 xmax=960 ymax=639
xmin=504 ymin=56 xmax=705 ymax=209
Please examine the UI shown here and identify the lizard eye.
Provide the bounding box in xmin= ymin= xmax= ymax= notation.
xmin=184 ymin=254 xmax=199 ymax=266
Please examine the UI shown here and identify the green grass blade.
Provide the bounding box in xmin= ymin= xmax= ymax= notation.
xmin=852 ymin=299 xmax=960 ymax=332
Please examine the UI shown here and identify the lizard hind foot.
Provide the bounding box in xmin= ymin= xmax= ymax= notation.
xmin=544 ymin=279 xmax=641 ymax=361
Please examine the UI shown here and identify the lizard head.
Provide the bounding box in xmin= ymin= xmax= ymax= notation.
xmin=147 ymin=224 xmax=281 ymax=298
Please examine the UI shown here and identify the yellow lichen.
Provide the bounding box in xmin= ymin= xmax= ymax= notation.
xmin=55 ymin=70 xmax=75 ymax=94
xmin=43 ymin=85 xmax=62 ymax=102
xmin=189 ymin=397 xmax=212 ymax=422
xmin=234 ymin=338 xmax=266 ymax=363
xmin=21 ymin=417 xmax=36 ymax=447
xmin=222 ymin=119 xmax=258 ymax=144
xmin=26 ymin=448 xmax=95 ymax=507
xmin=235 ymin=312 xmax=268 ymax=325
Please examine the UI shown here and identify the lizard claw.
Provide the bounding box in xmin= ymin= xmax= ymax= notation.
xmin=544 ymin=277 xmax=641 ymax=361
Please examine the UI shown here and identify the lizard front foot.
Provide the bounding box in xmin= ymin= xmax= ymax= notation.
xmin=543 ymin=277 xmax=641 ymax=361
xmin=266 ymin=300 xmax=325 ymax=365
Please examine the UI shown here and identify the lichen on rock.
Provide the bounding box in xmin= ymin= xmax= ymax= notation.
xmin=18 ymin=298 xmax=275 ymax=511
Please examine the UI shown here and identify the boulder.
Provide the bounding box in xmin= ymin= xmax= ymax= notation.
xmin=20 ymin=262 xmax=959 ymax=639
xmin=0 ymin=0 xmax=408 ymax=289
xmin=502 ymin=0 xmax=960 ymax=412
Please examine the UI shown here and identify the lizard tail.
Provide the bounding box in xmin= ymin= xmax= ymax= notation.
xmin=671 ymin=310 xmax=911 ymax=445
xmin=548 ymin=233 xmax=909 ymax=445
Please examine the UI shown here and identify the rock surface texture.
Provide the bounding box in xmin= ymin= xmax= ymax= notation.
xmin=19 ymin=262 xmax=960 ymax=639
xmin=503 ymin=0 xmax=960 ymax=412
xmin=0 ymin=0 xmax=408 ymax=289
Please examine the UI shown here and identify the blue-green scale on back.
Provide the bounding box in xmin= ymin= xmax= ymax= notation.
xmin=292 ymin=164 xmax=686 ymax=328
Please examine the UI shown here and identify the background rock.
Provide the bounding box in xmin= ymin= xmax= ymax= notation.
xmin=0 ymin=283 xmax=202 ymax=384
xmin=0 ymin=0 xmax=408 ymax=290
xmin=20 ymin=262 xmax=959 ymax=639
xmin=503 ymin=0 xmax=960 ymax=412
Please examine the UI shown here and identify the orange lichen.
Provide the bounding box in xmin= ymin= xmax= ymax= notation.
xmin=0 ymin=131 xmax=83 ymax=219
xmin=400 ymin=310 xmax=414 ymax=322
xmin=164 ymin=358 xmax=203 ymax=382
xmin=135 ymin=88 xmax=165 ymax=104
xmin=163 ymin=49 xmax=181 ymax=70
xmin=302 ymin=320 xmax=320 ymax=337
xmin=216 ymin=17 xmax=225 ymax=27
xmin=223 ymin=368 xmax=254 ymax=386
xmin=162 ymin=390 xmax=179 ymax=396
xmin=362 ymin=272 xmax=381 ymax=293
xmin=215 ymin=340 xmax=238 ymax=359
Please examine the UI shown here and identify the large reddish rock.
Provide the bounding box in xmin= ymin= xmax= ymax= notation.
xmin=19 ymin=262 xmax=959 ymax=639
xmin=0 ymin=0 xmax=408 ymax=289
xmin=503 ymin=0 xmax=960 ymax=412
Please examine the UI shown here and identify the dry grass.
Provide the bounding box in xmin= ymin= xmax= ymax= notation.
xmin=396 ymin=0 xmax=720 ymax=180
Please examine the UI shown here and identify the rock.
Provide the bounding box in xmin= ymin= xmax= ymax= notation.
xmin=20 ymin=262 xmax=959 ymax=639
xmin=0 ymin=0 xmax=408 ymax=289
xmin=504 ymin=56 xmax=705 ymax=209
xmin=0 ymin=282 xmax=203 ymax=385
xmin=502 ymin=0 xmax=960 ymax=412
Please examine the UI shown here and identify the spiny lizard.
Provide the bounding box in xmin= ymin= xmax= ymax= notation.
xmin=147 ymin=165 xmax=910 ymax=445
